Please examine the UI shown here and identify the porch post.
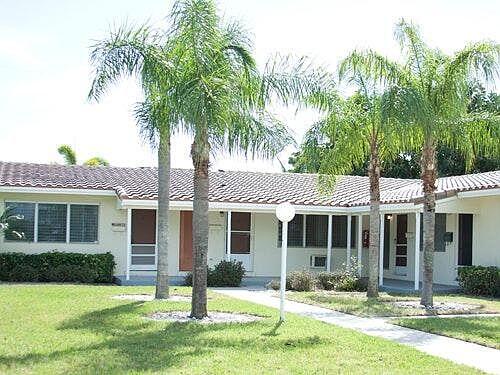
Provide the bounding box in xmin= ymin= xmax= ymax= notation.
xmin=346 ymin=215 xmax=352 ymax=271
xmin=226 ymin=211 xmax=232 ymax=261
xmin=327 ymin=214 xmax=333 ymax=272
xmin=379 ymin=213 xmax=384 ymax=286
xmin=357 ymin=214 xmax=362 ymax=276
xmin=414 ymin=211 xmax=421 ymax=290
xmin=126 ymin=208 xmax=132 ymax=281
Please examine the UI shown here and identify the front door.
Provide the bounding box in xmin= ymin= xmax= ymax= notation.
xmin=395 ymin=214 xmax=408 ymax=275
xmin=131 ymin=209 xmax=157 ymax=270
xmin=229 ymin=212 xmax=253 ymax=271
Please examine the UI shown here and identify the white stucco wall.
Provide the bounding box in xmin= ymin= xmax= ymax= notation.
xmin=0 ymin=192 xmax=128 ymax=274
xmin=1 ymin=191 xmax=498 ymax=283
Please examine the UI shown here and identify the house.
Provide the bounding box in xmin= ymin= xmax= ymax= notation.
xmin=0 ymin=161 xmax=499 ymax=289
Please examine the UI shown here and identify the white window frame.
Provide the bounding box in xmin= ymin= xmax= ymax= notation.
xmin=3 ymin=200 xmax=100 ymax=244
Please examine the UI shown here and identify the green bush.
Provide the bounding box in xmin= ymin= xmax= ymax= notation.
xmin=286 ymin=270 xmax=316 ymax=291
xmin=266 ymin=279 xmax=280 ymax=290
xmin=184 ymin=260 xmax=245 ymax=287
xmin=457 ymin=266 xmax=500 ymax=297
xmin=0 ymin=251 xmax=115 ymax=283
xmin=316 ymin=271 xmax=364 ymax=292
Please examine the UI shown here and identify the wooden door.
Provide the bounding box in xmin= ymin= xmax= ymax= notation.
xmin=179 ymin=211 xmax=193 ymax=271
xmin=395 ymin=214 xmax=408 ymax=271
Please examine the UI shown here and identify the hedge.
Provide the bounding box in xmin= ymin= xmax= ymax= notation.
xmin=457 ymin=266 xmax=500 ymax=297
xmin=0 ymin=251 xmax=115 ymax=283
xmin=184 ymin=260 xmax=245 ymax=287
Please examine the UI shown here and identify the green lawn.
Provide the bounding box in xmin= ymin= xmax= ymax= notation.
xmin=395 ymin=317 xmax=500 ymax=349
xmin=0 ymin=284 xmax=480 ymax=374
xmin=285 ymin=290 xmax=500 ymax=317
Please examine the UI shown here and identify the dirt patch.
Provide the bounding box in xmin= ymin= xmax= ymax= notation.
xmin=146 ymin=311 xmax=263 ymax=324
xmin=392 ymin=300 xmax=479 ymax=312
xmin=112 ymin=294 xmax=190 ymax=302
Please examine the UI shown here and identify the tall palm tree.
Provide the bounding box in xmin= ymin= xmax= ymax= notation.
xmin=57 ymin=144 xmax=109 ymax=166
xmin=361 ymin=20 xmax=499 ymax=306
xmin=166 ymin=0 xmax=331 ymax=318
xmin=88 ymin=24 xmax=179 ymax=299
xmin=303 ymin=53 xmax=405 ymax=297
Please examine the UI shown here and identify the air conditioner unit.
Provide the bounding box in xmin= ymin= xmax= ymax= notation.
xmin=310 ymin=255 xmax=327 ymax=269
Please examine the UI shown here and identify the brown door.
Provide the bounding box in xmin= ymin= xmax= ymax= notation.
xmin=179 ymin=211 xmax=193 ymax=271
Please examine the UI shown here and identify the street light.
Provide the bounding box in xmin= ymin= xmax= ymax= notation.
xmin=275 ymin=202 xmax=295 ymax=321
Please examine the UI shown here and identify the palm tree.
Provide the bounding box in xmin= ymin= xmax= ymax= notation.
xmin=57 ymin=145 xmax=77 ymax=165
xmin=166 ymin=0 xmax=331 ymax=318
xmin=303 ymin=54 xmax=405 ymax=297
xmin=57 ymin=144 xmax=109 ymax=166
xmin=362 ymin=20 xmax=499 ymax=306
xmin=88 ymin=24 xmax=179 ymax=299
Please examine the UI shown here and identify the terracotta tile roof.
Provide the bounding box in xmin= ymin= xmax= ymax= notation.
xmin=0 ymin=162 xmax=498 ymax=207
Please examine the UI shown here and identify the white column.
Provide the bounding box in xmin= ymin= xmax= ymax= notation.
xmin=327 ymin=214 xmax=333 ymax=272
xmin=379 ymin=213 xmax=384 ymax=286
xmin=357 ymin=214 xmax=363 ymax=276
xmin=414 ymin=212 xmax=421 ymax=290
xmin=226 ymin=211 xmax=232 ymax=261
xmin=126 ymin=208 xmax=132 ymax=281
xmin=346 ymin=215 xmax=352 ymax=271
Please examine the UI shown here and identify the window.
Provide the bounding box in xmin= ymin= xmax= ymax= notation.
xmin=419 ymin=213 xmax=446 ymax=252
xmin=278 ymin=214 xmax=303 ymax=247
xmin=230 ymin=212 xmax=251 ymax=254
xmin=3 ymin=202 xmax=99 ymax=243
xmin=306 ymin=215 xmax=328 ymax=247
xmin=278 ymin=214 xmax=356 ymax=248
xmin=37 ymin=204 xmax=67 ymax=242
xmin=5 ymin=202 xmax=35 ymax=241
xmin=70 ymin=205 xmax=98 ymax=243
xmin=332 ymin=216 xmax=357 ymax=248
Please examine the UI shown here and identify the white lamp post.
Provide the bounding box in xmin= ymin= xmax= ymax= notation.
xmin=275 ymin=202 xmax=296 ymax=321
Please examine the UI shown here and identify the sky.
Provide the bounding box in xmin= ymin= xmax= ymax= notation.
xmin=0 ymin=0 xmax=498 ymax=171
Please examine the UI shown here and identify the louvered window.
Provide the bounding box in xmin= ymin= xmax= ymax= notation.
xmin=70 ymin=205 xmax=98 ymax=243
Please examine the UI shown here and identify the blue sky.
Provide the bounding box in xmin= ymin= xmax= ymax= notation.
xmin=0 ymin=0 xmax=498 ymax=171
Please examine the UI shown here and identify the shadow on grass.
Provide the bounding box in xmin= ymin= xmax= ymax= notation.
xmin=0 ymin=301 xmax=327 ymax=373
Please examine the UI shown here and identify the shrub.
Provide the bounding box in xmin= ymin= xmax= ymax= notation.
xmin=184 ymin=260 xmax=245 ymax=287
xmin=286 ymin=270 xmax=316 ymax=291
xmin=0 ymin=251 xmax=115 ymax=283
xmin=316 ymin=271 xmax=364 ymax=292
xmin=266 ymin=279 xmax=280 ymax=290
xmin=457 ymin=266 xmax=500 ymax=297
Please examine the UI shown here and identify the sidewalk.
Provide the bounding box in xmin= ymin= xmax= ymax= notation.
xmin=214 ymin=287 xmax=500 ymax=374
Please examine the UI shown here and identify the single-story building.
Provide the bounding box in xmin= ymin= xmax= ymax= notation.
xmin=0 ymin=161 xmax=498 ymax=289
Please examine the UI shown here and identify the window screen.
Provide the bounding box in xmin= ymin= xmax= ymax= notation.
xmin=4 ymin=202 xmax=35 ymax=241
xmin=332 ymin=216 xmax=357 ymax=248
xmin=37 ymin=203 xmax=67 ymax=242
xmin=278 ymin=214 xmax=303 ymax=247
xmin=305 ymin=215 xmax=328 ymax=247
xmin=419 ymin=213 xmax=446 ymax=252
xmin=70 ymin=205 xmax=98 ymax=243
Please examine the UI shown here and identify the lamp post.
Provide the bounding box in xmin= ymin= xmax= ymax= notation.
xmin=275 ymin=202 xmax=296 ymax=321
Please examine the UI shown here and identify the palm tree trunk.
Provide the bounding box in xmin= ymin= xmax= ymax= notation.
xmin=155 ymin=129 xmax=170 ymax=299
xmin=190 ymin=132 xmax=209 ymax=319
xmin=367 ymin=139 xmax=380 ymax=298
xmin=420 ymin=138 xmax=437 ymax=307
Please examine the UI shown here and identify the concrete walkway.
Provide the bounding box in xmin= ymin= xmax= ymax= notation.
xmin=214 ymin=288 xmax=500 ymax=374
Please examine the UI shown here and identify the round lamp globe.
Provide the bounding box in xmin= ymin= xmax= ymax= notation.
xmin=275 ymin=202 xmax=296 ymax=223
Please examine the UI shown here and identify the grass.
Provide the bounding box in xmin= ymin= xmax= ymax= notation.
xmin=394 ymin=317 xmax=500 ymax=349
xmin=285 ymin=290 xmax=500 ymax=317
xmin=0 ymin=284 xmax=481 ymax=374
